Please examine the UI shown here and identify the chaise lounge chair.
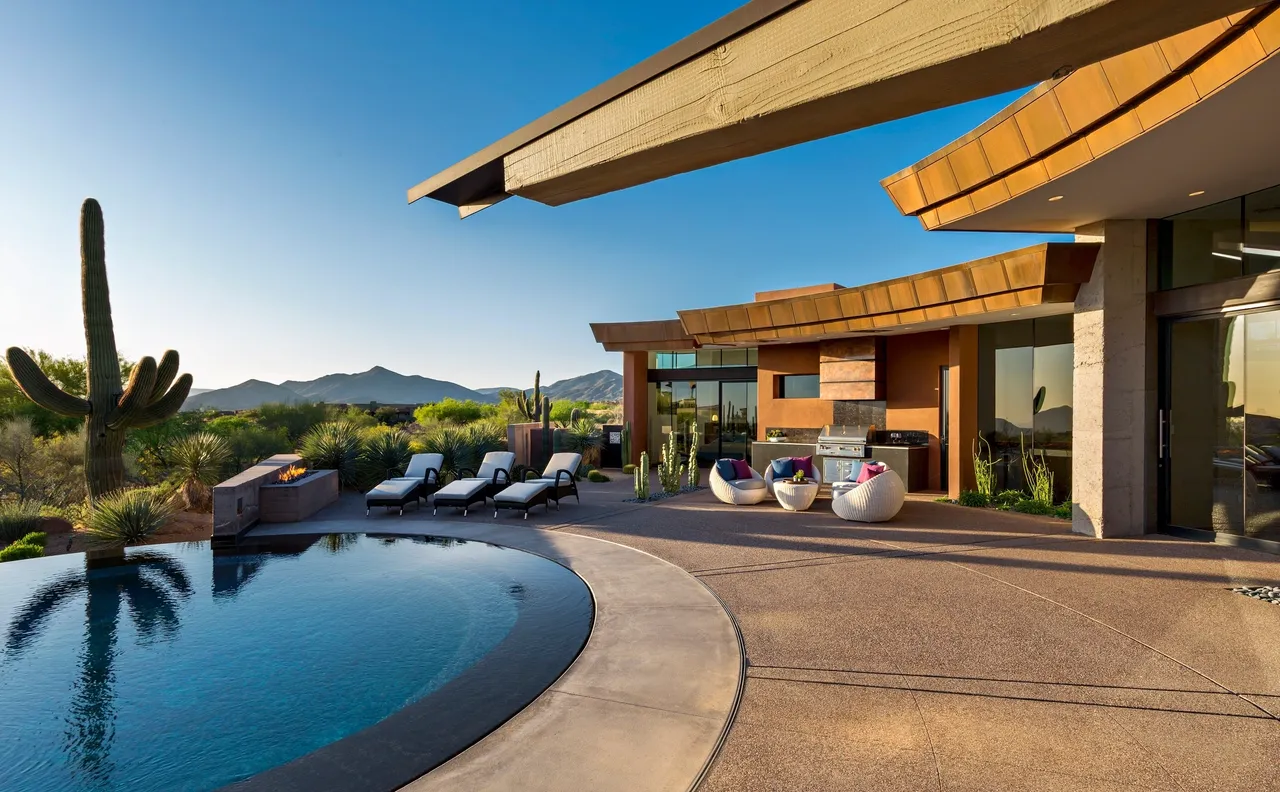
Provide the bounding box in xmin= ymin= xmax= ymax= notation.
xmin=521 ymin=452 xmax=582 ymax=508
xmin=365 ymin=453 xmax=443 ymax=516
xmin=457 ymin=451 xmax=516 ymax=499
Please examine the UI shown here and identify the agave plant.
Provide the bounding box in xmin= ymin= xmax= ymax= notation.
xmin=562 ymin=418 xmax=603 ymax=469
xmin=84 ymin=487 xmax=178 ymax=546
xmin=4 ymin=550 xmax=193 ymax=782
xmin=298 ymin=421 xmax=363 ymax=488
xmin=421 ymin=423 xmax=507 ymax=480
xmin=360 ymin=429 xmax=412 ymax=481
xmin=166 ymin=432 xmax=231 ymax=511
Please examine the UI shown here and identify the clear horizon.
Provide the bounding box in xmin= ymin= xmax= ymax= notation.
xmin=1 ymin=1 xmax=1064 ymax=391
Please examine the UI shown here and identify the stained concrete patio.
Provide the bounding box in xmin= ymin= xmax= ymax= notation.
xmin=282 ymin=474 xmax=1280 ymax=791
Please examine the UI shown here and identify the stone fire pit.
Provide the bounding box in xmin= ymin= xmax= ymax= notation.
xmin=259 ymin=469 xmax=340 ymax=523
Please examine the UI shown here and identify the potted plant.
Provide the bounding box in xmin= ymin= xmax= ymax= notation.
xmin=767 ymin=429 xmax=787 ymax=443
xmin=792 ymin=469 xmax=807 ymax=484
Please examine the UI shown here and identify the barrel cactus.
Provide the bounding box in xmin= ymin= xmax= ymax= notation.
xmin=4 ymin=199 xmax=193 ymax=499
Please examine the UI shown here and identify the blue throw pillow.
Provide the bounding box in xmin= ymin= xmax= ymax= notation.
xmin=715 ymin=459 xmax=738 ymax=482
xmin=770 ymin=458 xmax=794 ymax=479
xmin=845 ymin=460 xmax=865 ymax=482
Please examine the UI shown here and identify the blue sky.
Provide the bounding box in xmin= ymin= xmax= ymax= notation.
xmin=0 ymin=0 xmax=1059 ymax=391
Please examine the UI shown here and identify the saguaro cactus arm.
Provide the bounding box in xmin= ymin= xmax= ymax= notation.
xmin=109 ymin=356 xmax=158 ymax=429
xmin=151 ymin=350 xmax=181 ymax=401
xmin=4 ymin=347 xmax=90 ymax=416
xmin=130 ymin=373 xmax=193 ymax=429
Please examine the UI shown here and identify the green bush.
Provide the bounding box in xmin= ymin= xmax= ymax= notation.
xmin=414 ymin=399 xmax=497 ymax=426
xmin=298 ymin=422 xmax=364 ymax=488
xmin=1012 ymin=499 xmax=1054 ymax=515
xmin=0 ymin=501 xmax=44 ymax=544
xmin=958 ymin=490 xmax=989 ymax=508
xmin=587 ymin=470 xmax=610 ymax=483
xmin=250 ymin=402 xmax=329 ymax=442
xmin=1053 ymin=502 xmax=1073 ymax=520
xmin=0 ymin=542 xmax=44 ymax=562
xmin=167 ymin=432 xmax=232 ymax=510
xmin=85 ymin=487 xmax=178 ymax=546
xmin=17 ymin=531 xmax=47 ymax=547
xmin=622 ymin=464 xmax=636 ymax=475
xmin=420 ymin=423 xmax=507 ymax=480
xmin=550 ymin=401 xmax=591 ymax=425
xmin=994 ymin=490 xmax=1023 ymax=510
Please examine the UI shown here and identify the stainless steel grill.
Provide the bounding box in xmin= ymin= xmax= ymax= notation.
xmin=816 ymin=424 xmax=875 ymax=459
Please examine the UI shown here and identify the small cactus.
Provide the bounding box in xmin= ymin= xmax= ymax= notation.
xmin=687 ymin=422 xmax=701 ymax=487
xmin=634 ymin=451 xmax=650 ymax=499
xmin=5 ymin=199 xmax=192 ymax=499
xmin=569 ymin=407 xmax=581 ymax=425
xmin=658 ymin=430 xmax=683 ymax=495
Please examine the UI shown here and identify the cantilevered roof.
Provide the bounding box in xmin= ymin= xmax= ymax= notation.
xmin=677 ymin=243 xmax=1098 ymax=345
xmin=590 ymin=319 xmax=697 ymax=352
xmin=882 ymin=5 xmax=1280 ymax=232
xmin=409 ymin=0 xmax=1259 ymax=217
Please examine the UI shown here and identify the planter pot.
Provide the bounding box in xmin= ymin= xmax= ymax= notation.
xmin=259 ymin=470 xmax=340 ymax=523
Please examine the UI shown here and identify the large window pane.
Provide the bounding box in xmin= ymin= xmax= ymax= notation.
xmin=672 ymin=382 xmax=697 ymax=456
xmin=695 ymin=382 xmax=720 ymax=467
xmin=1245 ymin=311 xmax=1280 ymax=540
xmin=1244 ymin=186 xmax=1280 ymax=277
xmin=1162 ymin=196 xmax=1243 ymax=289
xmin=1168 ymin=317 xmax=1244 ymax=534
xmin=778 ymin=374 xmax=820 ymax=399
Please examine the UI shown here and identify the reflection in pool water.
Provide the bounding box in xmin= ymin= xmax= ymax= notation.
xmin=0 ymin=534 xmax=590 ymax=792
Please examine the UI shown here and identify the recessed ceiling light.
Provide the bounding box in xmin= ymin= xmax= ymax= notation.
xmin=1048 ymin=195 xmax=1064 ymax=202
xmin=1189 ymin=190 xmax=1205 ymax=197
xmin=1010 ymin=312 xmax=1019 ymax=316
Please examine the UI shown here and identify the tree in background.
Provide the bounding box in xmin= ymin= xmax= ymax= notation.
xmin=4 ymin=199 xmax=192 ymax=498
xmin=248 ymin=402 xmax=328 ymax=442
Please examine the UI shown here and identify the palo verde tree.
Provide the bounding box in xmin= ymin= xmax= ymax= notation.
xmin=5 ymin=199 xmax=192 ymax=499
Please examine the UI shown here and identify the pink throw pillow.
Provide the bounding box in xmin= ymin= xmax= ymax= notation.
xmin=855 ymin=463 xmax=885 ymax=484
xmin=791 ymin=455 xmax=814 ymax=478
xmin=731 ymin=459 xmax=754 ymax=480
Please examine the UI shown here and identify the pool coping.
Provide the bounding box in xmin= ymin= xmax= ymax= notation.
xmin=244 ymin=520 xmax=746 ymax=792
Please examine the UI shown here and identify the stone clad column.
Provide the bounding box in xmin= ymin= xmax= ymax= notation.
xmin=1071 ymin=221 xmax=1157 ymax=537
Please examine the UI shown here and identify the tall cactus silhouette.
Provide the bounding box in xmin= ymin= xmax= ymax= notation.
xmin=515 ymin=370 xmax=547 ymax=422
xmin=5 ymin=199 xmax=192 ymax=498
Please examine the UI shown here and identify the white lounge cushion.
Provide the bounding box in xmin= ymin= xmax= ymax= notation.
xmin=527 ymin=477 xmax=572 ymax=489
xmin=475 ymin=451 xmax=515 ymax=479
xmin=494 ymin=482 xmax=549 ymax=504
xmin=435 ymin=479 xmax=488 ymax=499
xmin=729 ymin=477 xmax=767 ymax=492
xmin=366 ymin=479 xmax=418 ymax=501
xmin=541 ymin=452 xmax=582 ymax=479
xmin=402 ymin=453 xmax=443 ymax=483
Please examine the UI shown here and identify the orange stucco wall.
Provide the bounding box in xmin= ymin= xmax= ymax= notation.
xmin=756 ymin=343 xmax=832 ymax=439
xmin=885 ymin=332 xmax=949 ymax=492
xmin=622 ymin=351 xmax=648 ymax=464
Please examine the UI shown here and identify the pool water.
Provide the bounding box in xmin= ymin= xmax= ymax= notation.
xmin=0 ymin=534 xmax=591 ymax=792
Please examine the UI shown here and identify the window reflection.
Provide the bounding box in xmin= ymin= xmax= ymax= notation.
xmin=1160 ymin=183 xmax=1280 ymax=289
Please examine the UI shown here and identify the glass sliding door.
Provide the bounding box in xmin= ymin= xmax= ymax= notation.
xmin=1164 ymin=309 xmax=1280 ymax=546
xmin=719 ymin=381 xmax=757 ymax=463
xmin=648 ymin=378 xmax=757 ymax=465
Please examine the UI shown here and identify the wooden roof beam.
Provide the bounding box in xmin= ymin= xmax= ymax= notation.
xmin=410 ymin=0 xmax=1260 ymax=215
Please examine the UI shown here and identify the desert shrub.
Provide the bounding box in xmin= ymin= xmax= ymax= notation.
xmin=414 ymin=399 xmax=497 ymax=427
xmin=40 ymin=501 xmax=90 ymax=529
xmin=622 ymin=463 xmax=636 ymax=475
xmin=1054 ymin=502 xmax=1073 ymax=520
xmin=126 ymin=409 xmax=215 ymax=483
xmin=167 ymin=432 xmax=231 ymax=511
xmin=205 ymin=416 xmax=292 ymax=476
xmin=0 ymin=500 xmax=44 ymax=543
xmin=17 ymin=531 xmax=47 ymax=548
xmin=972 ymin=436 xmax=998 ymax=498
xmin=1012 ymin=499 xmax=1054 ymax=515
xmin=327 ymin=405 xmax=379 ymax=429
xmin=251 ymin=402 xmax=329 ymax=442
xmin=360 ymin=429 xmax=413 ymax=483
xmin=0 ymin=419 xmax=87 ymax=507
xmin=421 ymin=423 xmax=506 ymax=480
xmin=0 ymin=542 xmax=44 ymax=562
xmin=298 ymin=422 xmax=364 ymax=488
xmin=587 ymin=470 xmax=610 ymax=483
xmin=994 ymin=490 xmax=1024 ymax=510
xmin=85 ymin=487 xmax=178 ymax=546
xmin=957 ymin=490 xmax=989 ymax=508
xmin=550 ymin=401 xmax=591 ymax=425
xmin=562 ymin=419 xmax=603 ymax=468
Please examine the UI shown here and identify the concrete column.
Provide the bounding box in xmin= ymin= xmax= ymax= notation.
xmin=947 ymin=325 xmax=979 ymax=500
xmin=1071 ymin=220 xmax=1157 ymax=537
xmin=622 ymin=351 xmax=649 ymax=465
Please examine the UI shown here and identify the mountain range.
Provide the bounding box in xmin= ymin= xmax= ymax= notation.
xmin=182 ymin=367 xmax=622 ymax=411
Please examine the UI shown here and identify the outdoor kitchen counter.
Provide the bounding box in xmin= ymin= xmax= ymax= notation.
xmin=751 ymin=442 xmax=931 ymax=493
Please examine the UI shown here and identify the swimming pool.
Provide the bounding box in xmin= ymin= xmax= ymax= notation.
xmin=0 ymin=534 xmax=593 ymax=792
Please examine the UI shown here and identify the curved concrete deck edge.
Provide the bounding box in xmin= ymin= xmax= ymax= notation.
xmin=245 ymin=520 xmax=744 ymax=792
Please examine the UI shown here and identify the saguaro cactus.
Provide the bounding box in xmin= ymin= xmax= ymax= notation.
xmin=621 ymin=421 xmax=632 ymax=466
xmin=5 ymin=199 xmax=193 ymax=499
xmin=516 ymin=370 xmax=548 ymax=421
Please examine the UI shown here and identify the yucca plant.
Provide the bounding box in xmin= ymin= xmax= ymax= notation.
xmin=360 ymin=429 xmax=413 ymax=481
xmin=421 ymin=424 xmax=472 ymax=480
xmin=0 ymin=500 xmax=45 ymax=544
xmin=562 ymin=418 xmax=603 ymax=471
xmin=85 ymin=487 xmax=178 ymax=546
xmin=298 ymin=422 xmax=363 ymax=488
xmin=167 ymin=432 xmax=231 ymax=511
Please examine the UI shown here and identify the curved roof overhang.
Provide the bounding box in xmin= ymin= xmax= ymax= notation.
xmin=675 ymin=243 xmax=1099 ymax=346
xmin=409 ymin=0 xmax=1261 ymax=217
xmin=882 ymin=5 xmax=1280 ymax=233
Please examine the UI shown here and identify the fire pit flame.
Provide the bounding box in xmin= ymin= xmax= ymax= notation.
xmin=277 ymin=465 xmax=308 ymax=484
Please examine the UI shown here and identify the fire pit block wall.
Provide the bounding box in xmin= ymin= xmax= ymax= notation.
xmin=212 ymin=454 xmax=302 ymax=540
xmin=259 ymin=470 xmax=340 ymax=523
